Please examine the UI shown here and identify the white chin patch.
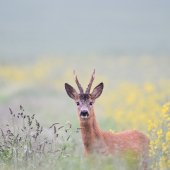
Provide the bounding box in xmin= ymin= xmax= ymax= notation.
xmin=81 ymin=115 xmax=88 ymax=119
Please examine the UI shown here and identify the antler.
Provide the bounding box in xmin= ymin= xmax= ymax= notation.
xmin=73 ymin=70 xmax=84 ymax=94
xmin=85 ymin=69 xmax=95 ymax=94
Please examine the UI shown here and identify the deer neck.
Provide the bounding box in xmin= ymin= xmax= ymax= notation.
xmin=78 ymin=108 xmax=103 ymax=153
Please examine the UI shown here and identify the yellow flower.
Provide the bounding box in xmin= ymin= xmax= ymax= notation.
xmin=146 ymin=134 xmax=150 ymax=137
xmin=109 ymin=129 xmax=115 ymax=133
xmin=162 ymin=142 xmax=166 ymax=146
xmin=150 ymin=140 xmax=154 ymax=145
xmin=157 ymin=129 xmax=163 ymax=135
xmin=153 ymin=123 xmax=158 ymax=129
xmin=167 ymin=117 xmax=170 ymax=121
xmin=166 ymin=131 xmax=170 ymax=142
xmin=144 ymin=83 xmax=155 ymax=92
xmin=148 ymin=120 xmax=152 ymax=124
xmin=167 ymin=102 xmax=170 ymax=106
xmin=164 ymin=114 xmax=169 ymax=118
xmin=148 ymin=120 xmax=153 ymax=131
xmin=162 ymin=106 xmax=169 ymax=114
xmin=155 ymin=139 xmax=159 ymax=145
xmin=163 ymin=145 xmax=167 ymax=151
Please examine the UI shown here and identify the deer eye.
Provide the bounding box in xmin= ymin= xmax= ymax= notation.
xmin=90 ymin=102 xmax=93 ymax=105
xmin=77 ymin=102 xmax=80 ymax=106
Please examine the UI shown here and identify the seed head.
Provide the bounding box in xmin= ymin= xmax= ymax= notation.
xmin=9 ymin=108 xmax=13 ymax=115
xmin=58 ymin=126 xmax=64 ymax=130
xmin=49 ymin=122 xmax=59 ymax=129
xmin=66 ymin=121 xmax=71 ymax=125
xmin=77 ymin=127 xmax=85 ymax=130
xmin=31 ymin=114 xmax=35 ymax=119
xmin=54 ymin=126 xmax=56 ymax=134
xmin=20 ymin=105 xmax=23 ymax=111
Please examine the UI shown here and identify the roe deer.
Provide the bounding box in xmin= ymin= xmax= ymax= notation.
xmin=65 ymin=69 xmax=150 ymax=170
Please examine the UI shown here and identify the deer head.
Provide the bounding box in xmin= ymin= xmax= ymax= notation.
xmin=65 ymin=69 xmax=103 ymax=120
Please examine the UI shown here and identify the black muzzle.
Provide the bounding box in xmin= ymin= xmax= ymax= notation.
xmin=80 ymin=110 xmax=89 ymax=118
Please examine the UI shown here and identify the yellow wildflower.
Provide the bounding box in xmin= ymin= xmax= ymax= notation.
xmin=109 ymin=129 xmax=115 ymax=133
xmin=166 ymin=131 xmax=170 ymax=142
xmin=157 ymin=129 xmax=163 ymax=135
xmin=162 ymin=142 xmax=166 ymax=146
xmin=148 ymin=120 xmax=153 ymax=131
xmin=163 ymin=145 xmax=167 ymax=151
xmin=166 ymin=117 xmax=170 ymax=121
xmin=162 ymin=106 xmax=169 ymax=114
xmin=164 ymin=114 xmax=169 ymax=118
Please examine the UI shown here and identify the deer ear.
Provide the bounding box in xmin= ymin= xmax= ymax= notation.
xmin=65 ymin=83 xmax=78 ymax=100
xmin=91 ymin=83 xmax=104 ymax=100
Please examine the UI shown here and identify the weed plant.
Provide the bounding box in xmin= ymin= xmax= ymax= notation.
xmin=0 ymin=106 xmax=81 ymax=170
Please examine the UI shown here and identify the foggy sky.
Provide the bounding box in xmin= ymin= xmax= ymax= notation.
xmin=0 ymin=0 xmax=170 ymax=59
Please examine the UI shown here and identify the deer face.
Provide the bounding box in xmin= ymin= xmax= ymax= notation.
xmin=77 ymin=94 xmax=92 ymax=119
xmin=65 ymin=69 xmax=103 ymax=120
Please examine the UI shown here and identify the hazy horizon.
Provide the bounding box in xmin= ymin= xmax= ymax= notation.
xmin=1 ymin=0 xmax=170 ymax=60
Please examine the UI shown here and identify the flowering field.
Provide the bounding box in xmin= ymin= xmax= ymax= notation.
xmin=0 ymin=56 xmax=170 ymax=169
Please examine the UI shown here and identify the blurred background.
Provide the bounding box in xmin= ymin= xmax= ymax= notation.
xmin=0 ymin=0 xmax=170 ymax=134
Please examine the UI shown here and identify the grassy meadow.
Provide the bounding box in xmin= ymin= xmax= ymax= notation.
xmin=0 ymin=56 xmax=170 ymax=169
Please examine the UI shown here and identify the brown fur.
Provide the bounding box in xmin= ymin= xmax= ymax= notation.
xmin=78 ymin=106 xmax=150 ymax=170
xmin=65 ymin=71 xmax=150 ymax=170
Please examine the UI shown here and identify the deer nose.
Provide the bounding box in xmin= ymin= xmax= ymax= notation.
xmin=80 ymin=110 xmax=89 ymax=118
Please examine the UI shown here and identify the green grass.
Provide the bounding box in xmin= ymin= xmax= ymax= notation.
xmin=0 ymin=106 xmax=146 ymax=170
